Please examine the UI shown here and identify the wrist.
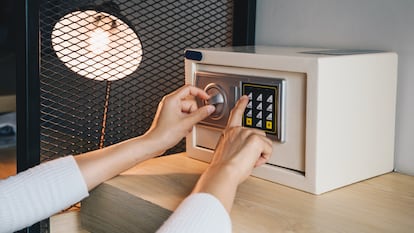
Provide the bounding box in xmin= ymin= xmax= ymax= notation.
xmin=137 ymin=133 xmax=167 ymax=157
xmin=192 ymin=164 xmax=239 ymax=212
xmin=140 ymin=130 xmax=170 ymax=156
xmin=207 ymin=163 xmax=240 ymax=183
xmin=210 ymin=158 xmax=249 ymax=185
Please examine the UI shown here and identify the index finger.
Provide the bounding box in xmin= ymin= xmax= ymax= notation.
xmin=176 ymin=85 xmax=210 ymax=100
xmin=226 ymin=95 xmax=249 ymax=128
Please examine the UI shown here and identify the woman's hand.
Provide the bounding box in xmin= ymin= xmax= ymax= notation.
xmin=75 ymin=85 xmax=214 ymax=190
xmin=145 ymin=85 xmax=215 ymax=153
xmin=210 ymin=95 xmax=273 ymax=184
xmin=192 ymin=95 xmax=273 ymax=212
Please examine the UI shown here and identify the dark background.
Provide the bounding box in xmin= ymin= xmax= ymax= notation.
xmin=0 ymin=0 xmax=16 ymax=94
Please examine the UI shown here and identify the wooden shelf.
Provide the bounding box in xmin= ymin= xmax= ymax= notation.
xmin=81 ymin=153 xmax=414 ymax=233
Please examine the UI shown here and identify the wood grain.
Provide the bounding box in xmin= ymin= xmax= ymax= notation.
xmin=0 ymin=147 xmax=16 ymax=179
xmin=50 ymin=211 xmax=89 ymax=233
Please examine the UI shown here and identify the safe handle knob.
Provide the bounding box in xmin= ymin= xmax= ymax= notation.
xmin=204 ymin=83 xmax=227 ymax=120
xmin=206 ymin=93 xmax=225 ymax=106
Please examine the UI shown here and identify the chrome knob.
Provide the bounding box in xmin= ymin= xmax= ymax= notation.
xmin=204 ymin=83 xmax=227 ymax=120
xmin=206 ymin=93 xmax=225 ymax=106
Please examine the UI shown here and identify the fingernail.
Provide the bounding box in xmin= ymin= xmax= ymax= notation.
xmin=238 ymin=95 xmax=247 ymax=101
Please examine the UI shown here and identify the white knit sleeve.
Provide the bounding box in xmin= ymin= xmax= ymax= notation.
xmin=0 ymin=156 xmax=89 ymax=233
xmin=156 ymin=193 xmax=232 ymax=233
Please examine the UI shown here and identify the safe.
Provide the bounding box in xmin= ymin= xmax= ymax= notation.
xmin=185 ymin=46 xmax=397 ymax=194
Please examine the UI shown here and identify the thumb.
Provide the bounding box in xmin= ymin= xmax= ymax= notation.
xmin=186 ymin=105 xmax=215 ymax=126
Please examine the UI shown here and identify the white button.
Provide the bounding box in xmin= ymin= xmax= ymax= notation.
xmin=256 ymin=120 xmax=262 ymax=128
xmin=256 ymin=94 xmax=262 ymax=101
xmin=256 ymin=111 xmax=262 ymax=119
xmin=247 ymin=101 xmax=253 ymax=108
xmin=247 ymin=92 xmax=253 ymax=100
xmin=266 ymin=113 xmax=272 ymax=120
xmin=246 ymin=109 xmax=252 ymax=117
xmin=267 ymin=95 xmax=273 ymax=103
xmin=256 ymin=102 xmax=262 ymax=110
xmin=266 ymin=104 xmax=272 ymax=112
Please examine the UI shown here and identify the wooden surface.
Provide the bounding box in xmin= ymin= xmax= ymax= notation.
xmin=0 ymin=147 xmax=16 ymax=179
xmin=0 ymin=94 xmax=15 ymax=113
xmin=50 ymin=211 xmax=89 ymax=233
xmin=0 ymin=94 xmax=16 ymax=179
xmin=81 ymin=153 xmax=414 ymax=233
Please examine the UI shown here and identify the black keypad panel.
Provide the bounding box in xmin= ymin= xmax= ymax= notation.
xmin=242 ymin=82 xmax=278 ymax=136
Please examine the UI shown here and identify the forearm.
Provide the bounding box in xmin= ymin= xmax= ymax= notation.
xmin=75 ymin=133 xmax=164 ymax=190
xmin=192 ymin=165 xmax=239 ymax=213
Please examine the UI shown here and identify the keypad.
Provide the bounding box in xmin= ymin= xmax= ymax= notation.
xmin=242 ymin=82 xmax=277 ymax=135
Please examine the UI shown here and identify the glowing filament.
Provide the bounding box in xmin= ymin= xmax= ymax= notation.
xmin=89 ymin=28 xmax=110 ymax=55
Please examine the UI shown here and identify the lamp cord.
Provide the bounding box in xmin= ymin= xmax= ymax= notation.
xmin=99 ymin=80 xmax=111 ymax=149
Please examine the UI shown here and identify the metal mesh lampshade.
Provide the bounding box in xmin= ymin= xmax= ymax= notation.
xmin=50 ymin=7 xmax=143 ymax=148
xmin=51 ymin=10 xmax=143 ymax=81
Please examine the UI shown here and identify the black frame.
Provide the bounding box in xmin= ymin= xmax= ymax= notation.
xmin=233 ymin=0 xmax=256 ymax=46
xmin=16 ymin=0 xmax=41 ymax=232
xmin=15 ymin=0 xmax=256 ymax=232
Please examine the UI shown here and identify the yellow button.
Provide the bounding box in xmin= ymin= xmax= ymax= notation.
xmin=266 ymin=121 xmax=272 ymax=129
xmin=246 ymin=118 xmax=252 ymax=126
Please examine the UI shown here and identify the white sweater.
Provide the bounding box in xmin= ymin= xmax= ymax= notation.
xmin=0 ymin=156 xmax=231 ymax=233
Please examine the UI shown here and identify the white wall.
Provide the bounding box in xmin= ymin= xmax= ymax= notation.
xmin=256 ymin=0 xmax=414 ymax=175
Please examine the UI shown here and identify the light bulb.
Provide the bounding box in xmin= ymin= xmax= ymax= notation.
xmin=89 ymin=28 xmax=110 ymax=55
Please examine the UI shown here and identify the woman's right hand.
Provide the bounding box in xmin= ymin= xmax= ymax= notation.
xmin=210 ymin=95 xmax=273 ymax=184
xmin=192 ymin=95 xmax=273 ymax=212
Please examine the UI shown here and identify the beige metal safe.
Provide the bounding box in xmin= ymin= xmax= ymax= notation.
xmin=185 ymin=46 xmax=397 ymax=194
